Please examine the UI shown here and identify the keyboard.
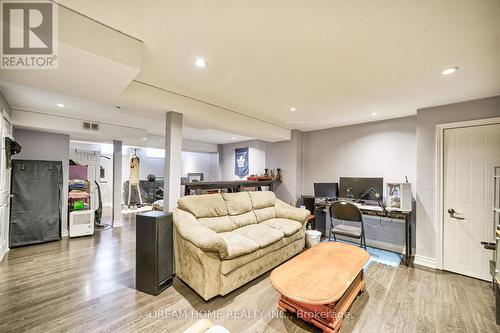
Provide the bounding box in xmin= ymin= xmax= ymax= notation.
xmin=357 ymin=204 xmax=383 ymax=211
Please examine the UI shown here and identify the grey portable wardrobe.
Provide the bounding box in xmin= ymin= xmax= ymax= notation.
xmin=9 ymin=160 xmax=63 ymax=247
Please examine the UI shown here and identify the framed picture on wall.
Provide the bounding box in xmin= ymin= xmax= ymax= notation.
xmin=187 ymin=172 xmax=203 ymax=182
xmin=235 ymin=147 xmax=249 ymax=178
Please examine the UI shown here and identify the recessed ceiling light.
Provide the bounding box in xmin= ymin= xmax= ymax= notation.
xmin=194 ymin=57 xmax=207 ymax=68
xmin=289 ymin=107 xmax=297 ymax=112
xmin=441 ymin=66 xmax=459 ymax=75
xmin=370 ymin=112 xmax=378 ymax=116
xmin=56 ymin=103 xmax=65 ymax=108
xmin=232 ymin=137 xmax=236 ymax=140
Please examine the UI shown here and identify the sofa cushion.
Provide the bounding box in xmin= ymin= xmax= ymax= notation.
xmin=254 ymin=206 xmax=276 ymax=222
xmin=178 ymin=194 xmax=227 ymax=218
xmin=233 ymin=224 xmax=283 ymax=248
xmin=260 ymin=218 xmax=302 ymax=237
xmin=220 ymin=229 xmax=304 ymax=275
xmin=275 ymin=199 xmax=310 ymax=222
xmin=222 ymin=192 xmax=252 ymax=215
xmin=218 ymin=231 xmax=259 ymax=259
xmin=259 ymin=228 xmax=304 ymax=257
xmin=248 ymin=191 xmax=276 ymax=209
xmin=229 ymin=211 xmax=257 ymax=228
xmin=198 ymin=216 xmax=236 ymax=233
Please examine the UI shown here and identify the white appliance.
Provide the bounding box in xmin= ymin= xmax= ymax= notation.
xmin=69 ymin=210 xmax=94 ymax=237
xmin=386 ymin=182 xmax=412 ymax=212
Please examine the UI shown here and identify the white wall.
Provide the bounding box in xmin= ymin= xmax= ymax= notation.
xmin=122 ymin=148 xmax=164 ymax=185
xmin=13 ymin=128 xmax=70 ymax=233
xmin=182 ymin=151 xmax=219 ymax=181
xmin=219 ymin=117 xmax=416 ymax=250
xmin=265 ymin=130 xmax=304 ymax=205
xmin=121 ymin=148 xmax=219 ymax=181
xmin=121 ymin=148 xmax=219 ymax=203
xmin=218 ymin=137 xmax=305 ymax=206
xmin=301 ymin=116 xmax=416 ymax=250
xmin=303 ymin=116 xmax=417 ymax=197
xmin=219 ymin=118 xmax=417 ymax=209
xmin=219 ymin=140 xmax=267 ymax=180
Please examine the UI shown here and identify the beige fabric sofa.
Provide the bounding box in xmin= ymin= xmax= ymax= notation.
xmin=173 ymin=191 xmax=310 ymax=301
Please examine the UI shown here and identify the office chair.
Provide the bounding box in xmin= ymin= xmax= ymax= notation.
xmin=329 ymin=201 xmax=367 ymax=249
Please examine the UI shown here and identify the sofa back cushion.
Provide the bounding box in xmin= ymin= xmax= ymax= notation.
xmin=198 ymin=216 xmax=236 ymax=233
xmin=178 ymin=194 xmax=228 ymax=218
xmin=222 ymin=192 xmax=252 ymax=215
xmin=222 ymin=192 xmax=257 ymax=228
xmin=249 ymin=191 xmax=276 ymax=222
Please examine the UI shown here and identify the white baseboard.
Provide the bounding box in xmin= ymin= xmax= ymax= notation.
xmin=62 ymin=228 xmax=69 ymax=237
xmin=413 ymin=254 xmax=437 ymax=269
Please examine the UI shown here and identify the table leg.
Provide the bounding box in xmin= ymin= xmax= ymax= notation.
xmin=404 ymin=212 xmax=412 ymax=266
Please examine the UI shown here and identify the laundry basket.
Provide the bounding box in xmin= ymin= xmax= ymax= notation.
xmin=305 ymin=230 xmax=322 ymax=248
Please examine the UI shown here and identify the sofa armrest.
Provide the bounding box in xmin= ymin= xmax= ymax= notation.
xmin=173 ymin=209 xmax=228 ymax=257
xmin=274 ymin=199 xmax=310 ymax=224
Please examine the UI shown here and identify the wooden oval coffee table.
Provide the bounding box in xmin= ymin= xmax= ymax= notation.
xmin=270 ymin=242 xmax=369 ymax=333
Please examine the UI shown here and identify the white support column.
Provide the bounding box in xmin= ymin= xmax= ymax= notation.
xmin=164 ymin=112 xmax=183 ymax=212
xmin=112 ymin=140 xmax=122 ymax=227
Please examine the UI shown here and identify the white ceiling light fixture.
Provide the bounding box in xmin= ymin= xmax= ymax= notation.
xmin=441 ymin=66 xmax=459 ymax=75
xmin=56 ymin=103 xmax=65 ymax=108
xmin=289 ymin=107 xmax=297 ymax=112
xmin=370 ymin=112 xmax=378 ymax=116
xmin=194 ymin=57 xmax=207 ymax=68
xmin=232 ymin=137 xmax=236 ymax=140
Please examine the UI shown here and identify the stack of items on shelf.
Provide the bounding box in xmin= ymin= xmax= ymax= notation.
xmin=69 ymin=179 xmax=89 ymax=211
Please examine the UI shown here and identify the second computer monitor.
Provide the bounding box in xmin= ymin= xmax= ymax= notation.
xmin=339 ymin=177 xmax=383 ymax=201
xmin=313 ymin=183 xmax=338 ymax=198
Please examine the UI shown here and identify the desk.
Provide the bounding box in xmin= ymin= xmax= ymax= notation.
xmin=314 ymin=199 xmax=413 ymax=266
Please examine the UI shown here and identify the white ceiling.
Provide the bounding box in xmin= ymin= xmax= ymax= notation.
xmin=0 ymin=82 xmax=253 ymax=144
xmin=55 ymin=0 xmax=500 ymax=130
xmin=1 ymin=0 xmax=499 ymax=141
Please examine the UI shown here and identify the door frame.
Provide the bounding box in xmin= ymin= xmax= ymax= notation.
xmin=435 ymin=117 xmax=500 ymax=270
xmin=0 ymin=109 xmax=12 ymax=262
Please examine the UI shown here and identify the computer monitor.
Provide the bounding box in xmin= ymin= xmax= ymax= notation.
xmin=339 ymin=177 xmax=383 ymax=201
xmin=313 ymin=183 xmax=338 ymax=198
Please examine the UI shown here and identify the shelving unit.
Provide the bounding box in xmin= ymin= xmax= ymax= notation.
xmin=68 ymin=165 xmax=94 ymax=238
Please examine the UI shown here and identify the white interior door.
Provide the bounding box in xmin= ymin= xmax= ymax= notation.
xmin=443 ymin=123 xmax=500 ymax=281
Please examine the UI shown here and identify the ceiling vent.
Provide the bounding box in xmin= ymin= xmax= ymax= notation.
xmin=83 ymin=122 xmax=99 ymax=131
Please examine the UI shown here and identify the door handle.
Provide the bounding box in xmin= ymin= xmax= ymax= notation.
xmin=447 ymin=208 xmax=465 ymax=220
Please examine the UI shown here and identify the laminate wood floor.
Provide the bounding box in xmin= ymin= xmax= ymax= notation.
xmin=0 ymin=215 xmax=497 ymax=333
